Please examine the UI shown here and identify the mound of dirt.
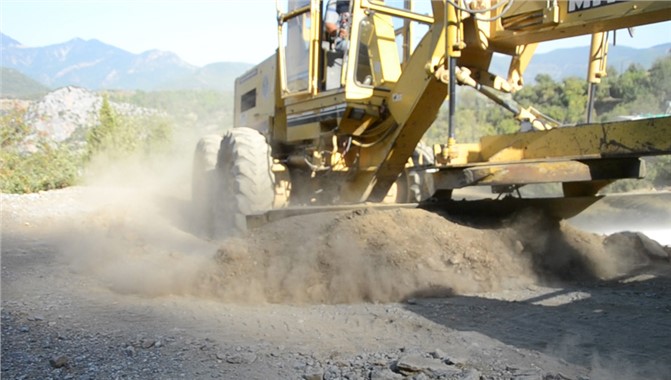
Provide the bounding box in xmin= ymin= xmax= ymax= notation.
xmin=31 ymin=184 xmax=667 ymax=305
xmin=200 ymin=207 xmax=669 ymax=304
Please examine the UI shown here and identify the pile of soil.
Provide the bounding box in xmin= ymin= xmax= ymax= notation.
xmin=202 ymin=207 xmax=669 ymax=304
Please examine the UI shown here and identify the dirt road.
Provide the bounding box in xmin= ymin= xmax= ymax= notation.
xmin=2 ymin=183 xmax=671 ymax=380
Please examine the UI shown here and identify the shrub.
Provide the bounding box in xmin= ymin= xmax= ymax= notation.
xmin=0 ymin=142 xmax=83 ymax=193
xmin=0 ymin=105 xmax=84 ymax=193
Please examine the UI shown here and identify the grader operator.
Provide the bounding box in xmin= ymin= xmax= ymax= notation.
xmin=193 ymin=0 xmax=671 ymax=238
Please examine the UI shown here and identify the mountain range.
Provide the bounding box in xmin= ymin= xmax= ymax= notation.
xmin=0 ymin=33 xmax=253 ymax=93
xmin=1 ymin=32 xmax=670 ymax=96
xmin=491 ymin=43 xmax=671 ymax=83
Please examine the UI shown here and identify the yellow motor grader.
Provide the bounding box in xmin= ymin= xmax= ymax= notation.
xmin=193 ymin=0 xmax=671 ymax=237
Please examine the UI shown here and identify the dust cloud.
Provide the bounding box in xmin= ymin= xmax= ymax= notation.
xmin=503 ymin=208 xmax=669 ymax=282
xmin=52 ymin=143 xmax=669 ymax=304
xmin=54 ymin=139 xmax=220 ymax=298
xmin=568 ymin=192 xmax=671 ymax=246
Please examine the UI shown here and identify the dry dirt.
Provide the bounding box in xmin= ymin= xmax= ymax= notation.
xmin=2 ymin=165 xmax=671 ymax=379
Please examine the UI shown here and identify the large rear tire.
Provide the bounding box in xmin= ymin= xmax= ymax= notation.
xmin=212 ymin=128 xmax=274 ymax=238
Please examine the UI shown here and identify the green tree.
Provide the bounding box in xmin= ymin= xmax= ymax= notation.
xmin=513 ymin=75 xmax=589 ymax=124
xmin=593 ymin=58 xmax=671 ymax=119
xmin=608 ymin=63 xmax=650 ymax=104
xmin=515 ymin=74 xmax=565 ymax=122
xmin=562 ymin=77 xmax=588 ymax=124
xmin=86 ymin=93 xmax=119 ymax=157
xmin=648 ymin=56 xmax=671 ymax=111
xmin=86 ymin=94 xmax=173 ymax=160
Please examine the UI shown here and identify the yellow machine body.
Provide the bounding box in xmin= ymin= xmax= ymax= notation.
xmin=232 ymin=0 xmax=671 ymax=207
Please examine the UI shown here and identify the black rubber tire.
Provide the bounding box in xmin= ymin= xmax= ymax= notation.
xmin=191 ymin=134 xmax=222 ymax=235
xmin=407 ymin=170 xmax=424 ymax=203
xmin=396 ymin=168 xmax=434 ymax=203
xmin=412 ymin=140 xmax=435 ymax=167
xmin=391 ymin=141 xmax=436 ymax=203
xmin=212 ymin=128 xmax=274 ymax=238
xmin=409 ymin=141 xmax=435 ymax=202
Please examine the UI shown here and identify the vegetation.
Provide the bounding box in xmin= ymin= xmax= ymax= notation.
xmin=1 ymin=94 xmax=173 ymax=193
xmin=85 ymin=94 xmax=172 ymax=160
xmin=0 ymin=105 xmax=83 ymax=193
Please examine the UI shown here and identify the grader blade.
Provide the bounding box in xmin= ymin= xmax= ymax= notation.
xmin=421 ymin=196 xmax=603 ymax=220
xmin=246 ymin=195 xmax=600 ymax=229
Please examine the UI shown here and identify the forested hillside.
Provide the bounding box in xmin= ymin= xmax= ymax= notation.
xmin=427 ymin=54 xmax=671 ymax=144
xmin=0 ymin=68 xmax=50 ymax=99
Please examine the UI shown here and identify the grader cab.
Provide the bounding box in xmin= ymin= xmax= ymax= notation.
xmin=193 ymin=0 xmax=671 ymax=237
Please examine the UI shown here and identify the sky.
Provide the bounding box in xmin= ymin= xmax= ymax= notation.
xmin=1 ymin=0 xmax=670 ymax=67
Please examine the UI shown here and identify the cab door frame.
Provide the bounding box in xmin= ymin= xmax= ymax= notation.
xmin=277 ymin=0 xmax=322 ymax=98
